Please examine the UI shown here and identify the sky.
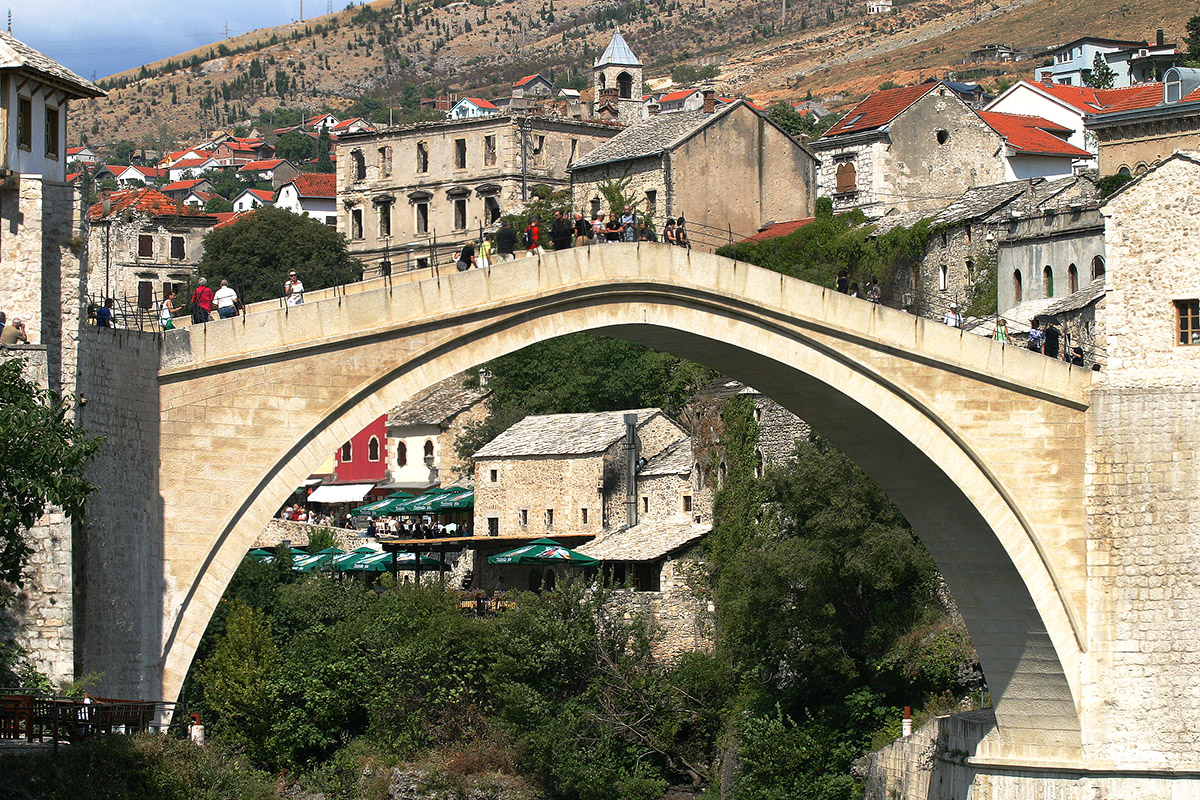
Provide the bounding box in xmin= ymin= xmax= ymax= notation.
xmin=10 ymin=1 xmax=322 ymax=81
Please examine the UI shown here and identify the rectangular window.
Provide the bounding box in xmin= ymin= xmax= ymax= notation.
xmin=44 ymin=106 xmax=60 ymax=158
xmin=137 ymin=280 xmax=153 ymax=310
xmin=454 ymin=138 xmax=467 ymax=169
xmin=545 ymin=509 xmax=554 ymax=528
xmin=170 ymin=236 xmax=185 ymax=260
xmin=416 ymin=142 xmax=429 ymax=173
xmin=489 ymin=469 xmax=498 ymax=483
xmin=633 ymin=563 xmax=660 ymax=592
xmin=487 ymin=517 xmax=499 ymax=536
xmin=518 ymin=508 xmax=528 ymax=528
xmin=351 ymin=208 xmax=364 ymax=239
xmin=485 ymin=196 xmax=501 ymax=224
xmin=415 ymin=202 xmax=429 ymax=234
xmin=645 ymin=189 xmax=657 ymax=215
xmin=378 ymin=203 xmax=391 ymax=237
xmin=453 ymin=197 xmax=467 ymax=230
xmin=484 ymin=134 xmax=496 ymax=166
xmin=378 ymin=145 xmax=392 ymax=178
xmin=17 ymin=96 xmax=31 ymax=150
xmin=581 ymin=507 xmax=589 ymax=524
xmin=642 ymin=496 xmax=649 ymax=513
xmin=1177 ymin=299 xmax=1200 ymax=345
xmin=532 ymin=134 xmax=545 ymax=165
xmin=138 ymin=234 xmax=154 ymax=258
xmin=682 ymin=495 xmax=693 ymax=512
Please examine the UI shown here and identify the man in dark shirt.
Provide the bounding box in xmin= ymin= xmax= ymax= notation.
xmin=573 ymin=212 xmax=592 ymax=246
xmin=495 ymin=220 xmax=517 ymax=262
xmin=550 ymin=209 xmax=573 ymax=250
xmin=1042 ymin=321 xmax=1061 ymax=359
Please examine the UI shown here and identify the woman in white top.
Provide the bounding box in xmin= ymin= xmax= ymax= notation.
xmin=160 ymin=290 xmax=180 ymax=330
xmin=284 ymin=271 xmax=305 ymax=305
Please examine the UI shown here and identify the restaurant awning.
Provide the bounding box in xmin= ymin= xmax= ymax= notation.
xmin=306 ymin=483 xmax=376 ymax=504
xmin=350 ymin=496 xmax=413 ymax=517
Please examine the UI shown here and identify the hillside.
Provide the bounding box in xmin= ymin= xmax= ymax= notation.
xmin=69 ymin=0 xmax=1193 ymax=149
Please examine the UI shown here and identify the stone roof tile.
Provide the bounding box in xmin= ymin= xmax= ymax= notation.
xmin=569 ymin=109 xmax=718 ymax=171
xmin=474 ymin=408 xmax=663 ymax=458
xmin=639 ymin=437 xmax=693 ymax=476
xmin=387 ymin=373 xmax=490 ymax=428
xmin=577 ymin=519 xmax=708 ymax=562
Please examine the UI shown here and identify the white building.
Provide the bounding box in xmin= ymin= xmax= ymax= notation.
xmin=233 ymin=188 xmax=274 ymax=213
xmin=447 ymin=97 xmax=499 ymax=120
xmin=1038 ymin=33 xmax=1177 ymax=88
xmin=274 ymin=173 xmax=337 ymax=225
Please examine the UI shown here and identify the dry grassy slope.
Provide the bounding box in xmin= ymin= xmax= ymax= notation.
xmin=71 ymin=0 xmax=1194 ymax=148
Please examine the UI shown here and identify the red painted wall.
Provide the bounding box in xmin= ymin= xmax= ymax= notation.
xmin=334 ymin=414 xmax=388 ymax=483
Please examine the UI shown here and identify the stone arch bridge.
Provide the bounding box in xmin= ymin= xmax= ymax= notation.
xmin=85 ymin=243 xmax=1200 ymax=792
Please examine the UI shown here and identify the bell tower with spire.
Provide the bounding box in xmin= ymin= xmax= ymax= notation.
xmin=592 ymin=32 xmax=643 ymax=125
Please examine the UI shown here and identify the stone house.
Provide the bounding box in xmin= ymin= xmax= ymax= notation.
xmin=811 ymin=82 xmax=1009 ymax=218
xmin=385 ymin=371 xmax=492 ymax=491
xmin=888 ymin=175 xmax=1099 ymax=318
xmin=336 ymin=115 xmax=618 ymax=275
xmin=569 ymin=99 xmax=818 ymax=245
xmin=695 ymin=378 xmax=811 ymax=470
xmin=86 ymin=187 xmax=216 ymax=308
xmin=1087 ymin=68 xmax=1200 ymax=176
xmin=996 ymin=199 xmax=1106 ymax=315
xmin=0 ymin=31 xmax=104 ymax=686
xmin=236 ymin=158 xmax=298 ymax=188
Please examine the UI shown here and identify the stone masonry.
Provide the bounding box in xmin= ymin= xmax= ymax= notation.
xmin=0 ymin=346 xmax=74 ymax=685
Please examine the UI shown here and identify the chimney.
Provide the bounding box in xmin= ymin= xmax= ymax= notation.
xmin=601 ymin=87 xmax=618 ymax=100
xmin=648 ymin=101 xmax=661 ymax=116
xmin=702 ymin=88 xmax=716 ymax=114
xmin=624 ymin=413 xmax=639 ymax=527
xmin=1156 ymin=27 xmax=1165 ymax=47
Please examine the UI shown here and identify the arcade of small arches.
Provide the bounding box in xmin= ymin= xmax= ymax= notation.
xmin=1012 ymin=255 xmax=1104 ymax=305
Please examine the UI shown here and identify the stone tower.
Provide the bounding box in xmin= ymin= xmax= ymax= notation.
xmin=592 ymin=32 xmax=643 ymax=125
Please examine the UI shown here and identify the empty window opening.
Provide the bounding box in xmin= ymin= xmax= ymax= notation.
xmin=581 ymin=507 xmax=589 ymax=524
xmin=423 ymin=439 xmax=435 ymax=465
xmin=415 ymin=202 xmax=429 ymax=234
xmin=378 ymin=145 xmax=392 ymax=178
xmin=397 ymin=441 xmax=407 ymax=467
xmin=484 ymin=134 xmax=497 ymax=166
xmin=351 ymin=149 xmax=366 ymax=180
xmin=340 ymin=442 xmax=352 ymax=462
xmin=617 ymin=71 xmax=633 ymax=99
xmin=1092 ymin=256 xmax=1105 ymax=281
xmin=416 ymin=142 xmax=429 ymax=173
xmin=682 ymin=495 xmax=693 ymax=512
xmin=1013 ymin=269 xmax=1023 ymax=303
xmin=485 ymin=196 xmax=501 ymax=224
xmin=351 ymin=208 xmax=364 ymax=239
xmin=487 ymin=517 xmax=499 ymax=536
xmin=1043 ymin=265 xmax=1054 ymax=298
xmin=519 ymin=508 xmax=529 ymax=527
xmin=454 ymin=197 xmax=467 ymax=230
xmin=545 ymin=509 xmax=554 ymax=528
xmin=455 ymin=138 xmax=467 ymax=169
xmin=939 ymin=264 xmax=948 ymax=291
xmin=489 ymin=468 xmax=498 ymax=483
xmin=170 ymin=236 xmax=185 ymax=260
xmin=936 ymin=129 xmax=950 ymax=145
xmin=378 ymin=203 xmax=391 ymax=237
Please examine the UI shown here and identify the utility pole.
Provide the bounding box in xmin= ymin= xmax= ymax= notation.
xmin=222 ymin=21 xmax=231 ymax=38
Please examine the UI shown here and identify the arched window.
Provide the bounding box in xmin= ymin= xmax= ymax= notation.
xmin=617 ymin=71 xmax=633 ymax=99
xmin=598 ymin=73 xmax=607 ymax=90
xmin=340 ymin=441 xmax=352 ymax=462
xmin=1117 ymin=165 xmax=1131 ymax=177
xmin=835 ymin=161 xmax=856 ymax=194
xmin=396 ymin=441 xmax=407 ymax=467
xmin=1013 ymin=269 xmax=1023 ymax=303
xmin=424 ymin=439 xmax=435 ymax=465
xmin=1042 ymin=265 xmax=1054 ymax=298
xmin=368 ymin=436 xmax=381 ymax=462
xmin=717 ymin=461 xmax=727 ymax=490
xmin=1068 ymin=264 xmax=1078 ymax=294
xmin=1092 ymin=256 xmax=1105 ymax=281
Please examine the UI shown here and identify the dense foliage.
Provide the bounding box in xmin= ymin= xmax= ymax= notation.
xmin=197 ymin=206 xmax=363 ymax=303
xmin=0 ymin=359 xmax=101 ymax=586
xmin=716 ymin=201 xmax=937 ymax=301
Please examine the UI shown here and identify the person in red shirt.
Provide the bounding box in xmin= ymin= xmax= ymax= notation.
xmin=524 ymin=221 xmax=540 ymax=256
xmin=190 ymin=278 xmax=215 ymax=324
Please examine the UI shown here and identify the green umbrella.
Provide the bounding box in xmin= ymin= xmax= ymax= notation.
xmin=431 ymin=488 xmax=474 ymax=511
xmin=335 ymin=550 xmax=443 ymax=572
xmin=247 ymin=548 xmax=275 ymax=561
xmin=386 ymin=491 xmax=414 ymax=499
xmin=350 ymin=497 xmax=412 ymax=517
xmin=292 ymin=553 xmax=332 ymax=572
xmin=487 ymin=538 xmax=598 ymax=567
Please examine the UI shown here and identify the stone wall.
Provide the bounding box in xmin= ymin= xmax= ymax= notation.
xmin=996 ymin=209 xmax=1105 ymax=313
xmin=86 ymin=213 xmax=211 ymax=303
xmin=570 ymin=155 xmax=665 ymax=231
xmin=0 ymin=346 xmax=75 ymax=685
xmin=606 ymin=551 xmax=713 ymax=662
xmin=256 ymin=518 xmax=374 ymax=551
xmin=753 ymin=394 xmax=810 ymax=467
xmin=75 ymin=327 xmax=165 ymax=700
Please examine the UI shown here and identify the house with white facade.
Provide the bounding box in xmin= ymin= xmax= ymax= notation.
xmin=1038 ymin=31 xmax=1177 ymax=88
xmin=448 ymin=97 xmax=499 ymax=119
xmin=274 ymin=173 xmax=337 ymax=225
xmin=236 ymin=158 xmax=298 ymax=187
xmin=233 ymin=188 xmax=274 ymax=213
xmin=167 ymin=157 xmax=221 ymax=183
xmin=656 ymin=88 xmax=704 ymax=113
xmin=385 ymin=372 xmax=491 ymax=491
xmin=978 ymin=110 xmax=1092 ymax=179
xmin=115 ymin=164 xmax=165 ymax=187
xmin=66 ymin=145 xmax=99 ymax=164
xmin=330 ymin=117 xmax=376 ymax=135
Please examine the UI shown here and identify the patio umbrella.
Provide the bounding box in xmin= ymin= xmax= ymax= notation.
xmin=487 ymin=538 xmax=598 ymax=567
xmin=336 ymin=550 xmax=443 ymax=572
xmin=292 ymin=553 xmax=334 ymax=572
xmin=350 ymin=497 xmax=412 ymax=517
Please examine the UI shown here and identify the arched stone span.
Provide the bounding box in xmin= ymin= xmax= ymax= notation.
xmin=156 ymin=245 xmax=1092 ymax=763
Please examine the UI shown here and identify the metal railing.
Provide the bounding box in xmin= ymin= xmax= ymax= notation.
xmin=0 ymin=688 xmax=176 ymax=749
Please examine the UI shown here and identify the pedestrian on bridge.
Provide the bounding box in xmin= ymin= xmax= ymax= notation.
xmin=190 ymin=279 xmax=214 ymax=324
xmin=214 ymin=280 xmax=239 ymax=319
xmin=573 ymin=212 xmax=593 ymax=246
xmin=620 ymin=205 xmax=637 ymax=242
xmin=284 ymin=271 xmax=304 ymax=306
xmin=496 ymin=221 xmax=517 ymax=262
xmin=550 ymin=209 xmax=573 ymax=251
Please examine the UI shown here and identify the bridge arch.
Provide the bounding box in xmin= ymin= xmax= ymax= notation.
xmin=157 ymin=245 xmax=1091 ymax=762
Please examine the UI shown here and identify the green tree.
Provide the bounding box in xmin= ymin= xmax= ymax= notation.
xmin=205 ymin=196 xmax=234 ymax=213
xmin=1085 ymin=52 xmax=1117 ymax=89
xmin=111 ymin=139 xmax=137 ymax=166
xmin=0 ymin=360 xmax=101 ymax=585
xmin=197 ymin=205 xmax=362 ymax=303
xmin=196 ymin=600 xmax=281 ymax=760
xmin=766 ymin=100 xmax=811 ymax=137
xmin=274 ymin=130 xmax=317 ymax=165
xmin=1187 ymin=14 xmax=1200 ymax=63
xmin=315 ymin=126 xmax=334 ymax=173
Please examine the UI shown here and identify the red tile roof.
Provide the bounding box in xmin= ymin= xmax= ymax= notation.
xmin=823 ymin=83 xmax=939 ymax=137
xmin=170 ymin=157 xmax=214 ymax=171
xmin=243 ymin=188 xmax=275 ymax=202
xmin=65 ymin=171 xmax=81 ymax=183
xmin=977 ymin=111 xmax=1092 ymax=157
xmin=1185 ymin=86 xmax=1200 ymax=103
xmin=238 ymin=159 xmax=286 ymax=172
xmin=330 ymin=117 xmax=369 ymax=131
xmin=513 ymin=74 xmax=542 ymax=87
xmin=120 ymin=165 xmax=166 ymax=179
xmin=306 ymin=113 xmax=337 ymax=125
xmin=212 ymin=210 xmax=255 ymax=229
xmin=88 ymin=188 xmax=215 ymax=221
xmin=162 ymin=178 xmax=208 ymax=192
xmin=659 ymin=88 xmax=700 ymax=103
xmin=740 ymin=217 xmax=816 ymax=243
xmin=1023 ymin=80 xmax=1107 ymax=113
xmin=1092 ymin=83 xmax=1164 ymax=113
xmin=66 ymin=146 xmax=88 ymax=155
xmin=186 ymin=191 xmax=219 ymax=203
xmin=287 ymin=173 xmax=337 ymax=198
xmin=462 ymin=97 xmax=498 ymax=110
